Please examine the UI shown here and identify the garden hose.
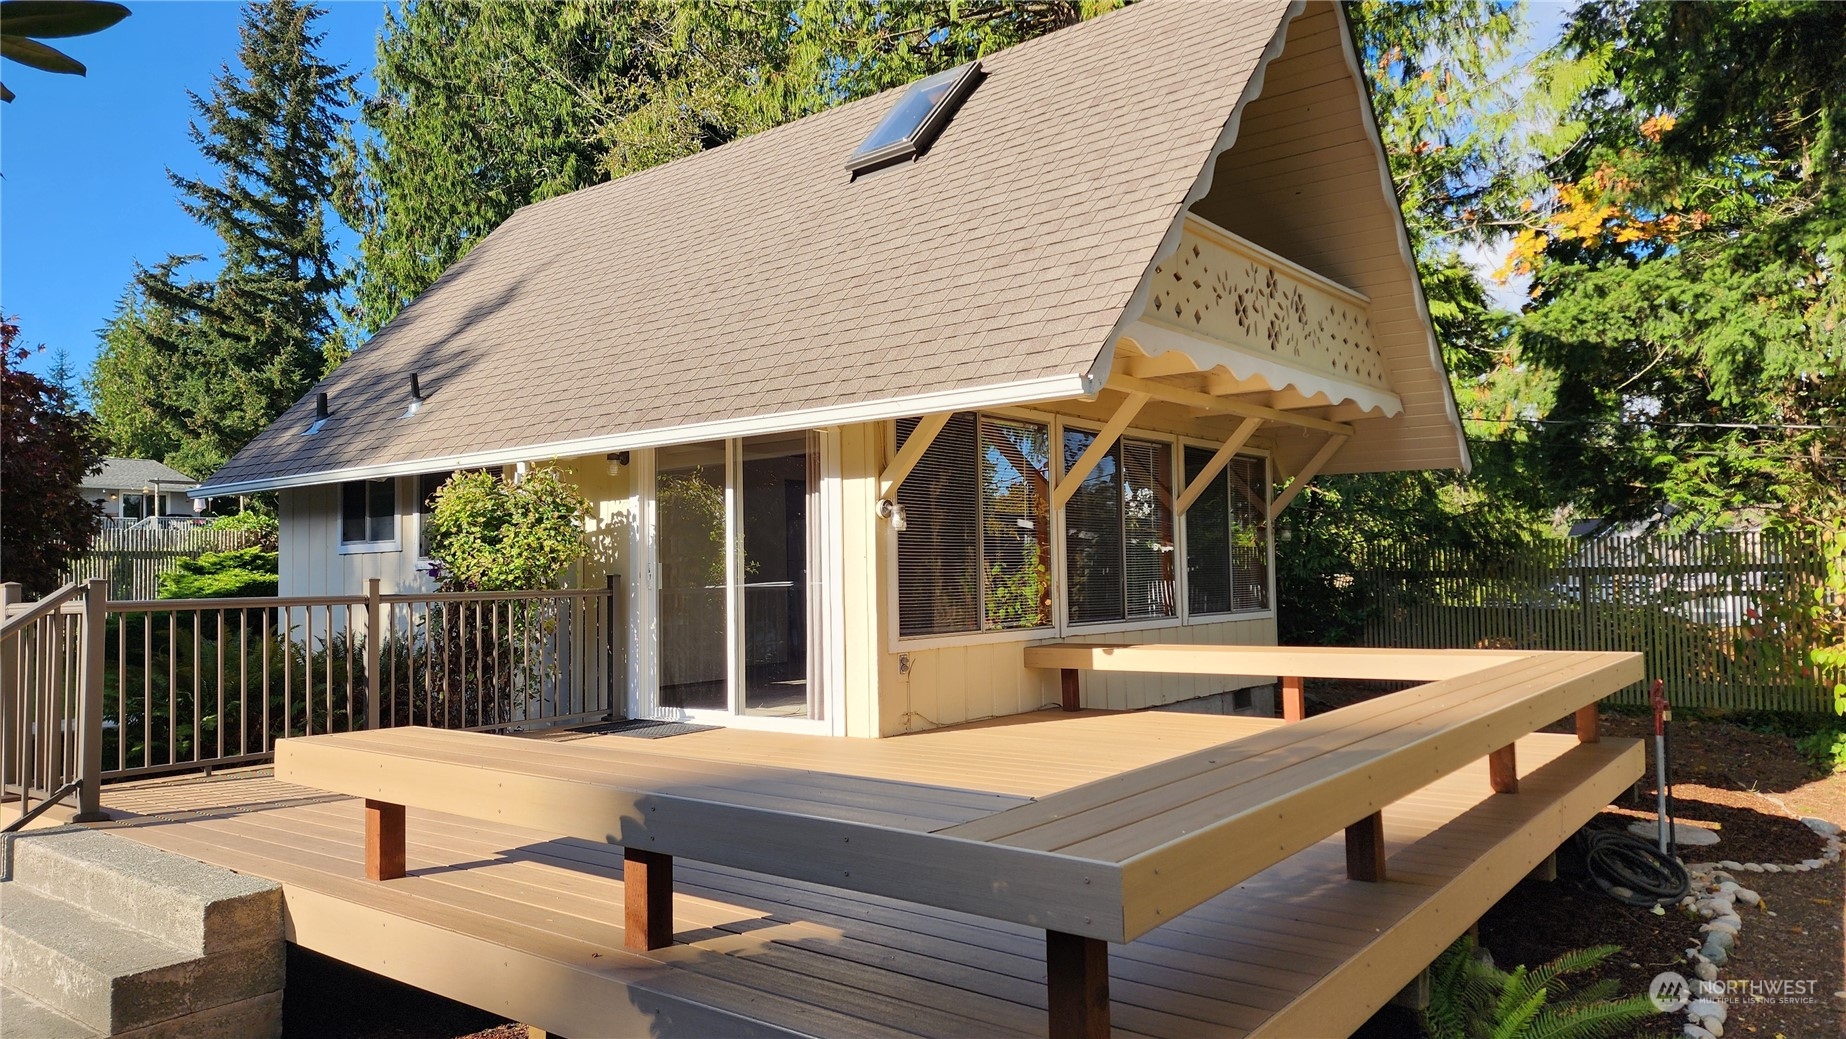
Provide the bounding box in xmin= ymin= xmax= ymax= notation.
xmin=1580 ymin=827 xmax=1691 ymax=907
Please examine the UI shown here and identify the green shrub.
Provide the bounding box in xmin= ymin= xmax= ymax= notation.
xmin=424 ymin=467 xmax=588 ymax=591
xmin=157 ymin=547 xmax=279 ymax=599
xmin=1797 ymin=727 xmax=1846 ymax=772
xmin=209 ymin=509 xmax=279 ymax=550
xmin=1420 ymin=935 xmax=1663 ymax=1039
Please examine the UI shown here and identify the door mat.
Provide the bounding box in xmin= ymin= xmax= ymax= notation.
xmin=539 ymin=719 xmax=721 ymax=741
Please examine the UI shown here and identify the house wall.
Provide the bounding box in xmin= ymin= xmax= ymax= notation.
xmin=278 ymin=481 xmax=434 ymax=597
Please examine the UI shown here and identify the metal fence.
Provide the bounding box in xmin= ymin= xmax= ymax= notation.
xmin=2 ymin=577 xmax=624 ymax=826
xmin=1353 ymin=529 xmax=1836 ymax=712
xmin=64 ymin=527 xmax=261 ymax=600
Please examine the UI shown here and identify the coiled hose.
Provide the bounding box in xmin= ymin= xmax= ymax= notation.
xmin=1580 ymin=827 xmax=1691 ymax=907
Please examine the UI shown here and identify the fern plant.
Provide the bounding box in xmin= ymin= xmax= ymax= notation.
xmin=1419 ymin=935 xmax=1665 ymax=1039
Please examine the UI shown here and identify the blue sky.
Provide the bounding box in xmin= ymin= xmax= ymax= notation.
xmin=0 ymin=0 xmax=383 ymax=391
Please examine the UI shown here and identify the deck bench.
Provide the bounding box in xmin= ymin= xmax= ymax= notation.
xmin=276 ymin=648 xmax=1643 ymax=1038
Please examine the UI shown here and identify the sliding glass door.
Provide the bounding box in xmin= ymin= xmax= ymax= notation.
xmin=653 ymin=434 xmax=822 ymax=721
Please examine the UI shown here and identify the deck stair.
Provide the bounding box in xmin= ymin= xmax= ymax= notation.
xmin=0 ymin=828 xmax=284 ymax=1038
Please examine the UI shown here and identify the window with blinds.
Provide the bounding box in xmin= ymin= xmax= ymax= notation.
xmin=896 ymin=413 xmax=1051 ymax=637
xmin=340 ymin=478 xmax=397 ymax=545
xmin=1183 ymin=447 xmax=1271 ymax=615
xmin=1063 ymin=431 xmax=1175 ymax=624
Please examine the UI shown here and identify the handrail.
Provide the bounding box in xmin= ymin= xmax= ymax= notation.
xmin=379 ymin=588 xmax=612 ymax=603
xmin=0 ymin=582 xmax=83 ymax=638
xmin=105 ymin=593 xmax=367 ymax=612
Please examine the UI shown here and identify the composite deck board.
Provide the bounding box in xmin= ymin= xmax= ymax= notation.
xmin=96 ymin=712 xmax=1640 ymax=1039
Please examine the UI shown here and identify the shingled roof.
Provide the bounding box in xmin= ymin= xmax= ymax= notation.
xmin=200 ymin=0 xmax=1455 ymax=496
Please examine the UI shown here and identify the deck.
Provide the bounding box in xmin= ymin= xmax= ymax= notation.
xmin=82 ymin=708 xmax=1641 ymax=1039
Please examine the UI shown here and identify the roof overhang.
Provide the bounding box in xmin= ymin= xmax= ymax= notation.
xmin=191 ymin=372 xmax=1093 ymax=497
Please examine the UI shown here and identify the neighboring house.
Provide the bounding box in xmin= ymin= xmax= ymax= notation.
xmin=82 ymin=458 xmax=199 ymax=526
xmin=194 ymin=0 xmax=1471 ymax=737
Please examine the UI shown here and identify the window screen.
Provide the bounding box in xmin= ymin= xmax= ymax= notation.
xmin=1183 ymin=447 xmax=1270 ymax=615
xmin=896 ymin=413 xmax=1051 ymax=637
xmin=341 ymin=478 xmax=397 ymax=544
xmin=1063 ymin=431 xmax=1175 ymax=625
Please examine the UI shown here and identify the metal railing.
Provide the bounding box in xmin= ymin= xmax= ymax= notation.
xmin=2 ymin=581 xmax=105 ymax=830
xmin=1 ymin=577 xmax=623 ymax=822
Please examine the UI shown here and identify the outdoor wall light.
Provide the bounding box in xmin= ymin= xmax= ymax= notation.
xmin=876 ymin=498 xmax=908 ymax=532
xmin=606 ymin=451 xmax=630 ymax=475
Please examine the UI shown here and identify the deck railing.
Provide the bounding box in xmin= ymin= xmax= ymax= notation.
xmin=1 ymin=581 xmax=105 ymax=830
xmin=1 ymin=577 xmax=623 ymax=822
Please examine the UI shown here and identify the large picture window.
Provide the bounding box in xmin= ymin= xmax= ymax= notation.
xmin=1063 ymin=431 xmax=1175 ymax=624
xmin=1183 ymin=448 xmax=1270 ymax=614
xmin=895 ymin=413 xmax=1052 ymax=637
xmin=340 ymin=478 xmax=397 ymax=545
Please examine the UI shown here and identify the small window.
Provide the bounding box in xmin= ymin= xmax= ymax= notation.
xmin=341 ymin=478 xmax=397 ymax=545
xmin=415 ymin=471 xmax=452 ymax=558
xmin=1063 ymin=432 xmax=1175 ymax=624
xmin=1183 ymin=448 xmax=1270 ymax=615
xmin=846 ymin=62 xmax=983 ymax=175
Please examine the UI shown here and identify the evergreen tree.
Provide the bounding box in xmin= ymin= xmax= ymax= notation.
xmin=1499 ymin=0 xmax=1846 ymax=518
xmin=87 ymin=282 xmax=189 ymax=463
xmin=338 ymin=3 xmax=655 ymax=336
xmin=96 ymin=0 xmax=353 ymax=478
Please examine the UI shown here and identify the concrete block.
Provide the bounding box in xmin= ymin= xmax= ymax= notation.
xmin=9 ymin=829 xmax=280 ymax=956
xmin=114 ymin=990 xmax=283 ymax=1039
xmin=0 ymin=884 xmax=283 ymax=1034
xmin=0 ymin=982 xmax=101 ymax=1039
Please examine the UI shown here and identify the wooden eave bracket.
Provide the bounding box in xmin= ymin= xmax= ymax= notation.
xmin=1052 ymin=392 xmax=1150 ymax=512
xmin=1175 ymin=417 xmax=1262 ymax=515
xmin=879 ymin=412 xmax=953 ymax=500
xmin=1269 ymin=434 xmax=1347 ymax=522
xmin=1107 ymin=374 xmax=1355 ymax=437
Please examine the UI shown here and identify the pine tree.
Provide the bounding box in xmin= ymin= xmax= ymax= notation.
xmin=105 ymin=0 xmax=353 ymax=478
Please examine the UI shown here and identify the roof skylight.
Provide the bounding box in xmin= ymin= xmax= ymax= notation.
xmin=847 ymin=62 xmax=983 ymax=176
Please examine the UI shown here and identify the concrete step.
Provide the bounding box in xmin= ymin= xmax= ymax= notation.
xmin=0 ymin=982 xmax=102 ymax=1039
xmin=0 ymin=884 xmax=283 ymax=1035
xmin=5 ymin=829 xmax=280 ymax=956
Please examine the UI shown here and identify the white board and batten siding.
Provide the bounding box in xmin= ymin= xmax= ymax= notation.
xmin=278 ymin=480 xmax=433 ymax=599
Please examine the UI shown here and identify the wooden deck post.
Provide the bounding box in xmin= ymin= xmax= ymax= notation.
xmin=623 ymin=848 xmax=674 ymax=951
xmin=1488 ymin=744 xmax=1518 ymax=794
xmin=1575 ymin=704 xmax=1600 ymax=743
xmin=1345 ymin=811 xmax=1386 ymax=882
xmin=364 ymin=799 xmax=406 ymax=881
xmin=1046 ymin=930 xmax=1109 ymax=1039
xmin=1060 ymin=669 xmax=1081 ymax=712
xmin=1281 ymin=676 xmax=1305 ymax=722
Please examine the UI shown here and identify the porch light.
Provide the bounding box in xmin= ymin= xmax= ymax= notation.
xmin=846 ymin=62 xmax=983 ymax=177
xmin=876 ymin=498 xmax=908 ymax=532
xmin=606 ymin=451 xmax=630 ymax=475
